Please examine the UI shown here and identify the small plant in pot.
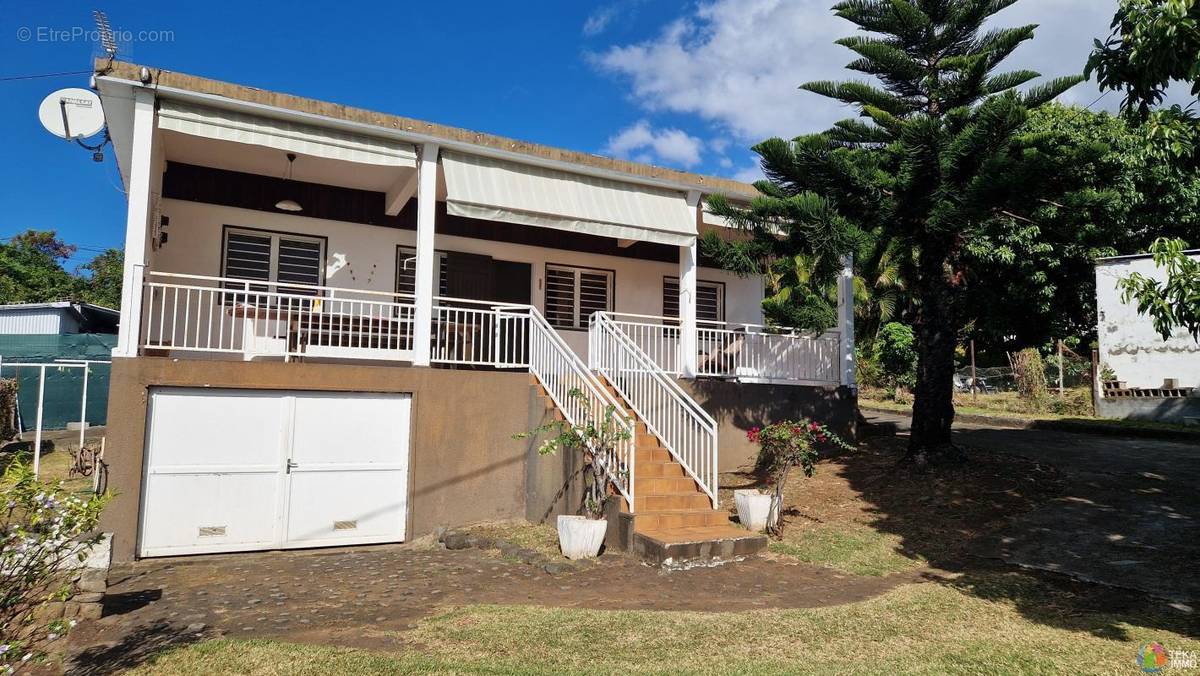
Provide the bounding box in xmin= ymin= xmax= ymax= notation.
xmin=744 ymin=421 xmax=853 ymax=537
xmin=514 ymin=389 xmax=632 ymax=560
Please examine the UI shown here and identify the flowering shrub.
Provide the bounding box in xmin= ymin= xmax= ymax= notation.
xmin=514 ymin=389 xmax=633 ymax=519
xmin=1 ymin=460 xmax=108 ymax=672
xmin=747 ymin=420 xmax=853 ymax=536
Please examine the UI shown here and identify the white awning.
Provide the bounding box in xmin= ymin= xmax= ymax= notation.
xmin=157 ymin=101 xmax=417 ymax=167
xmin=441 ymin=151 xmax=697 ymax=247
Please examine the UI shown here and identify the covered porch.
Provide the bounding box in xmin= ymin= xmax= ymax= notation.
xmin=104 ymin=86 xmax=853 ymax=388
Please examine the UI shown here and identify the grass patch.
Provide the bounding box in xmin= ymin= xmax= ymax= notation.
xmin=462 ymin=520 xmax=561 ymax=559
xmin=767 ymin=523 xmax=923 ymax=576
xmin=126 ymin=573 xmax=1199 ymax=674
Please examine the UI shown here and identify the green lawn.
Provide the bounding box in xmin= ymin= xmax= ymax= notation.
xmin=768 ymin=523 xmax=923 ymax=576
xmin=128 ymin=573 xmax=1198 ymax=675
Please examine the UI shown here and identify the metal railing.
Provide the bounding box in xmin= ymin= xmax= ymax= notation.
xmin=589 ymin=312 xmax=719 ymax=508
xmin=525 ymin=307 xmax=637 ymax=506
xmin=142 ymin=272 xmax=418 ymax=361
xmin=602 ymin=312 xmax=841 ymax=385
xmin=137 ymin=273 xmax=635 ymax=502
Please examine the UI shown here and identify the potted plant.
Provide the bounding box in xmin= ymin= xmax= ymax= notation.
xmin=745 ymin=421 xmax=853 ymax=536
xmin=514 ymin=389 xmax=632 ymax=559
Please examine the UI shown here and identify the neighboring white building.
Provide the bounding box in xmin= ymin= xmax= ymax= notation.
xmin=0 ymin=301 xmax=119 ymax=336
xmin=1095 ymin=251 xmax=1200 ymax=391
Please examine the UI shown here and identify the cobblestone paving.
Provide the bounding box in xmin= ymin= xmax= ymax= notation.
xmin=65 ymin=544 xmax=918 ymax=672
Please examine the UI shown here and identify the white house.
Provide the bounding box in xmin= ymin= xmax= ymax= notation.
xmin=92 ymin=61 xmax=858 ymax=564
xmin=1095 ymin=250 xmax=1200 ymax=424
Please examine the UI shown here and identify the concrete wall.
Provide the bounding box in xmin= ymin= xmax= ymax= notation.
xmin=101 ymin=357 xmax=571 ymax=562
xmin=679 ymin=379 xmax=858 ymax=471
xmin=1097 ymin=395 xmax=1200 ymax=426
xmin=1096 ymin=255 xmax=1200 ymax=390
xmin=150 ymin=199 xmax=765 ymax=358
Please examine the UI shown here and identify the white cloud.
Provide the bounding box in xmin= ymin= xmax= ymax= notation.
xmin=592 ymin=0 xmax=857 ymax=140
xmin=733 ymin=163 xmax=764 ymax=184
xmin=593 ymin=0 xmax=1193 ymax=146
xmin=583 ymin=7 xmax=617 ymax=36
xmin=604 ymin=120 xmax=704 ymax=168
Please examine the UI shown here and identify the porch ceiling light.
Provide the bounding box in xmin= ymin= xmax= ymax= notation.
xmin=275 ymin=153 xmax=303 ymax=212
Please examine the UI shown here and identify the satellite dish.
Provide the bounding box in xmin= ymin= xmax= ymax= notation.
xmin=38 ymin=88 xmax=105 ymax=140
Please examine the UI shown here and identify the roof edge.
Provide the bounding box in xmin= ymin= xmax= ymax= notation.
xmin=96 ymin=59 xmax=760 ymax=200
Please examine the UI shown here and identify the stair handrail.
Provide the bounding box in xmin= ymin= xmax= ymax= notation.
xmin=516 ymin=305 xmax=637 ymax=508
xmin=589 ymin=311 xmax=719 ymax=508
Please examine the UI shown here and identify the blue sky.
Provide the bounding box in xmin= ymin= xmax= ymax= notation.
xmin=0 ymin=0 xmax=1153 ymax=268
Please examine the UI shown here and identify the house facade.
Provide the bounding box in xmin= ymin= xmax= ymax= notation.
xmin=94 ymin=61 xmax=857 ymax=563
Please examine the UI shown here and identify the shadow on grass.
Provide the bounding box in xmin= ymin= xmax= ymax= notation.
xmin=68 ymin=620 xmax=205 ymax=676
xmin=833 ymin=416 xmax=1200 ymax=640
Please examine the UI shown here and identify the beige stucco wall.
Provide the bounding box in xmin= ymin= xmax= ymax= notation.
xmin=100 ymin=357 xmax=570 ymax=562
xmin=148 ymin=198 xmax=765 ymax=358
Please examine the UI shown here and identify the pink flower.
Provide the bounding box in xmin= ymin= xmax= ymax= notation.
xmin=809 ymin=422 xmax=821 ymax=432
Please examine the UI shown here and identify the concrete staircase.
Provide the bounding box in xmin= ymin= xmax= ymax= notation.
xmin=534 ymin=378 xmax=767 ymax=565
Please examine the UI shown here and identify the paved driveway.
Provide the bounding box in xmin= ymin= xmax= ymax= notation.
xmin=865 ymin=410 xmax=1200 ymax=604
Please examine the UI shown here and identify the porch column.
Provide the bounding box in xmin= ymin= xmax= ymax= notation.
xmin=113 ymin=88 xmax=157 ymax=359
xmin=679 ymin=190 xmax=702 ymax=378
xmin=838 ymin=254 xmax=856 ymax=388
xmin=412 ymin=143 xmax=440 ymax=367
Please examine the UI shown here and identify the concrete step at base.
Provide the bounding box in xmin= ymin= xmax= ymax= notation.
xmin=632 ymin=527 xmax=768 ymax=565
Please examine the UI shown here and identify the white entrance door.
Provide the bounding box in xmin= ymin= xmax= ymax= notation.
xmin=139 ymin=388 xmax=411 ymax=557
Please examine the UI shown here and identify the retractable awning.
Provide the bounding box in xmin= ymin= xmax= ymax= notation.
xmin=157 ymin=101 xmax=417 ymax=167
xmin=441 ymin=151 xmax=697 ymax=247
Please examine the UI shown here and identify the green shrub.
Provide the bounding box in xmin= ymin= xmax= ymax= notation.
xmin=875 ymin=323 xmax=917 ymax=395
xmin=1 ymin=460 xmax=109 ymax=670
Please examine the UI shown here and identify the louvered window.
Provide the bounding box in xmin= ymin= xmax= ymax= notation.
xmin=663 ymin=277 xmax=725 ymax=323
xmin=395 ymin=247 xmax=448 ymax=298
xmin=545 ymin=264 xmax=613 ymax=330
xmin=222 ymin=228 xmax=324 ymax=299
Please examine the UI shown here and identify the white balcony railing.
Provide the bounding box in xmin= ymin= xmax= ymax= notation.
xmin=600 ymin=312 xmax=842 ymax=385
xmin=140 ymin=272 xmax=535 ymax=368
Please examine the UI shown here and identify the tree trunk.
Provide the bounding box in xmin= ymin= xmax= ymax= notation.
xmin=905 ymin=243 xmax=967 ymax=468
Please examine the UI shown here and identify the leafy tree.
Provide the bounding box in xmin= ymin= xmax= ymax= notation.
xmin=965 ymin=104 xmax=1200 ymax=348
xmin=1118 ymin=237 xmax=1200 ymax=340
xmin=1087 ymin=0 xmax=1200 ymax=116
xmin=0 ymin=231 xmax=124 ymax=309
xmin=707 ymin=0 xmax=1083 ymax=465
xmin=0 ymin=231 xmax=81 ymax=304
xmin=79 ymin=248 xmax=124 ymax=310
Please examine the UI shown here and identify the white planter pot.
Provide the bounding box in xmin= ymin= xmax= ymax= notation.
xmin=557 ymin=515 xmax=608 ymax=560
xmin=735 ymin=489 xmax=775 ymax=532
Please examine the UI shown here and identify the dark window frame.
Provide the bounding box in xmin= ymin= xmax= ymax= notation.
xmin=544 ymin=262 xmax=616 ymax=331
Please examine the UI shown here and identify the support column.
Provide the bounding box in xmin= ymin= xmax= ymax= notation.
xmin=113 ymin=88 xmax=156 ymax=358
xmin=680 ymin=190 xmax=702 ymax=379
xmin=412 ymin=143 xmax=440 ymax=367
xmin=838 ymin=254 xmax=857 ymax=388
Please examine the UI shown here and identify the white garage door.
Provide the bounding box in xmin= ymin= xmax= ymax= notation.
xmin=139 ymin=388 xmax=411 ymax=557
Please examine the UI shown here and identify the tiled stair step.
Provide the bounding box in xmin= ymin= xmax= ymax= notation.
xmin=635 ymin=461 xmax=686 ymax=478
xmin=633 ymin=509 xmax=732 ymax=530
xmin=638 ymin=476 xmax=701 ymax=494
xmin=636 ymin=493 xmax=712 ymax=512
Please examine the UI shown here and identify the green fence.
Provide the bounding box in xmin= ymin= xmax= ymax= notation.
xmin=0 ymin=334 xmax=116 ymax=431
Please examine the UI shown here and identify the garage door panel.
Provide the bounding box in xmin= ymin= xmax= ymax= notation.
xmin=147 ymin=389 xmax=287 ymax=468
xmin=141 ymin=388 xmax=411 ymax=557
xmin=141 ymin=472 xmax=280 ymax=555
xmin=290 ymin=393 xmax=411 ymax=465
xmin=284 ymin=470 xmax=407 ymax=544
